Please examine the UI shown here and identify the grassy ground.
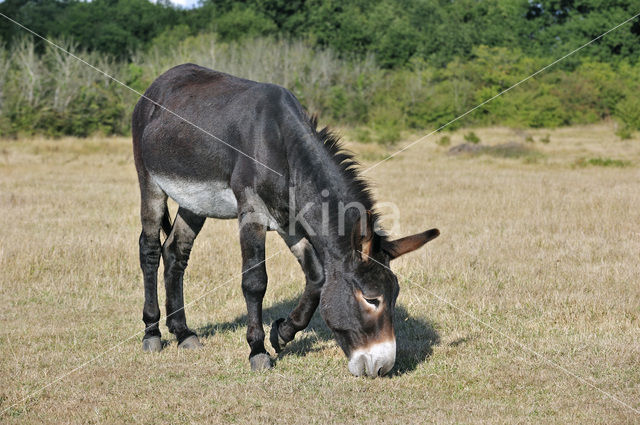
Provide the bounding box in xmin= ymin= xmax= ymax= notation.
xmin=1 ymin=124 xmax=639 ymax=423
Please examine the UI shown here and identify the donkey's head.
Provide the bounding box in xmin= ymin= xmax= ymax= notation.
xmin=320 ymin=211 xmax=439 ymax=377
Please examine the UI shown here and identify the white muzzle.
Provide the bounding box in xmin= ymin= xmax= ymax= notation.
xmin=348 ymin=340 xmax=396 ymax=377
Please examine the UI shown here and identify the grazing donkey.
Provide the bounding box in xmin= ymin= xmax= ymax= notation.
xmin=132 ymin=64 xmax=439 ymax=377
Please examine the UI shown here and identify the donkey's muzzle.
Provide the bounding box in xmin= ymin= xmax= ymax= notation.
xmin=347 ymin=340 xmax=396 ymax=377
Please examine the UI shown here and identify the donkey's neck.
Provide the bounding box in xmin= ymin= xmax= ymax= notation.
xmin=287 ymin=130 xmax=373 ymax=262
xmin=292 ymin=175 xmax=361 ymax=259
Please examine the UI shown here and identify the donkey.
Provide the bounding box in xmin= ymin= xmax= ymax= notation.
xmin=132 ymin=64 xmax=439 ymax=377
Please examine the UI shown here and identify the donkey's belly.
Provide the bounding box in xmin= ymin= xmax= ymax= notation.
xmin=151 ymin=173 xmax=238 ymax=218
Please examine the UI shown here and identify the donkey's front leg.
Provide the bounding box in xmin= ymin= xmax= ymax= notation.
xmin=238 ymin=218 xmax=271 ymax=370
xmin=270 ymin=235 xmax=325 ymax=352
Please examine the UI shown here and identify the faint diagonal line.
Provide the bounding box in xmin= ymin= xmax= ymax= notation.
xmin=0 ymin=12 xmax=283 ymax=178
xmin=0 ymin=250 xmax=283 ymax=416
xmin=358 ymin=250 xmax=640 ymax=416
xmin=361 ymin=11 xmax=640 ymax=175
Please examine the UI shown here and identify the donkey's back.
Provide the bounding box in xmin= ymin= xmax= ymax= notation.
xmin=132 ymin=63 xmax=295 ymax=219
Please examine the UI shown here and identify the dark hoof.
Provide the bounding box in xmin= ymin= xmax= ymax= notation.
xmin=250 ymin=353 xmax=272 ymax=371
xmin=142 ymin=336 xmax=162 ymax=353
xmin=270 ymin=318 xmax=288 ymax=353
xmin=178 ymin=335 xmax=203 ymax=350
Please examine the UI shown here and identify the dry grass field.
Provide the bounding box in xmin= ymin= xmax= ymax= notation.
xmin=1 ymin=124 xmax=639 ymax=423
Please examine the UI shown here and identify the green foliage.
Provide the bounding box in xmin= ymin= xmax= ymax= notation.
xmin=351 ymin=127 xmax=373 ymax=144
xmin=0 ymin=37 xmax=131 ymax=137
xmin=2 ymin=0 xmax=639 ymax=67
xmin=464 ymin=132 xmax=481 ymax=144
xmin=1 ymin=27 xmax=640 ymax=138
xmin=126 ymin=63 xmax=147 ymax=93
xmin=0 ymin=0 xmax=181 ymax=59
xmin=150 ymin=25 xmax=194 ymax=53
xmin=372 ymin=120 xmax=402 ymax=144
xmin=449 ymin=141 xmax=543 ymax=162
xmin=436 ymin=135 xmax=451 ymax=147
xmin=614 ymin=92 xmax=640 ymax=139
xmin=615 ymin=126 xmax=633 ymax=140
xmin=575 ymin=157 xmax=632 ymax=168
xmin=210 ymin=6 xmax=277 ymax=41
xmin=483 ymin=143 xmax=540 ymax=160
xmin=615 ymin=96 xmax=640 ymax=131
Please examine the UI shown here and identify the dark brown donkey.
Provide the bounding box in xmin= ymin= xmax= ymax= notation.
xmin=132 ymin=64 xmax=439 ymax=377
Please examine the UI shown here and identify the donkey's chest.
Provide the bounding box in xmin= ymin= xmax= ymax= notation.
xmin=151 ymin=173 xmax=238 ymax=218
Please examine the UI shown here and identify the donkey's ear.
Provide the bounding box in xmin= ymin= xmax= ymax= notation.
xmin=351 ymin=211 xmax=375 ymax=261
xmin=382 ymin=229 xmax=440 ymax=260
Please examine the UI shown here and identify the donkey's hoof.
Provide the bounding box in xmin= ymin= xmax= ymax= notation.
xmin=270 ymin=318 xmax=288 ymax=353
xmin=178 ymin=335 xmax=203 ymax=350
xmin=250 ymin=353 xmax=272 ymax=371
xmin=142 ymin=336 xmax=162 ymax=353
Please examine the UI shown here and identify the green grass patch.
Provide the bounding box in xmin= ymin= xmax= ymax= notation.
xmin=448 ymin=141 xmax=544 ymax=162
xmin=575 ymin=157 xmax=631 ymax=168
xmin=484 ymin=142 xmax=540 ymax=159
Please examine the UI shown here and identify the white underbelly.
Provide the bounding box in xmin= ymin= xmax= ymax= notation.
xmin=150 ymin=173 xmax=238 ymax=218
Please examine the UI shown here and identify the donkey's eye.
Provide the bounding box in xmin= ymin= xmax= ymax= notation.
xmin=364 ymin=297 xmax=380 ymax=308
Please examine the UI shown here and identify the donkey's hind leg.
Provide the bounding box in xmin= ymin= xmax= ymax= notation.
xmin=162 ymin=207 xmax=206 ymax=348
xmin=139 ymin=181 xmax=170 ymax=353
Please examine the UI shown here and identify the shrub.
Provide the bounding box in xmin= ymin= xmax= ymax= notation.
xmin=464 ymin=131 xmax=480 ymax=144
xmin=436 ymin=135 xmax=451 ymax=146
xmin=351 ymin=126 xmax=373 ymax=143
xmin=615 ymin=96 xmax=640 ymax=131
xmin=373 ymin=121 xmax=401 ymax=144
xmin=211 ymin=6 xmax=277 ymax=41
xmin=615 ymin=126 xmax=633 ymax=140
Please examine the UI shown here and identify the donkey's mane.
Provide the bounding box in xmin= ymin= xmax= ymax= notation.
xmin=307 ymin=115 xmax=389 ymax=253
xmin=308 ymin=115 xmax=376 ymax=213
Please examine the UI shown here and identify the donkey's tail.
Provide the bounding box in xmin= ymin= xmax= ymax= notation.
xmin=133 ymin=90 xmax=173 ymax=238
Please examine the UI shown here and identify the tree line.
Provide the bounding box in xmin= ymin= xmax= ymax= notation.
xmin=2 ymin=0 xmax=640 ymax=67
xmin=0 ymin=0 xmax=639 ymax=139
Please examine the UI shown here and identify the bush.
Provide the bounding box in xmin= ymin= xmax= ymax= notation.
xmin=372 ymin=120 xmax=402 ymax=144
xmin=615 ymin=126 xmax=633 ymax=140
xmin=210 ymin=6 xmax=277 ymax=41
xmin=615 ymin=96 xmax=640 ymax=131
xmin=436 ymin=135 xmax=451 ymax=146
xmin=464 ymin=132 xmax=480 ymax=144
xmin=351 ymin=127 xmax=373 ymax=143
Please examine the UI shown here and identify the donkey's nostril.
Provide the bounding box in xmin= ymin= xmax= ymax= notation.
xmin=378 ymin=362 xmax=393 ymax=376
